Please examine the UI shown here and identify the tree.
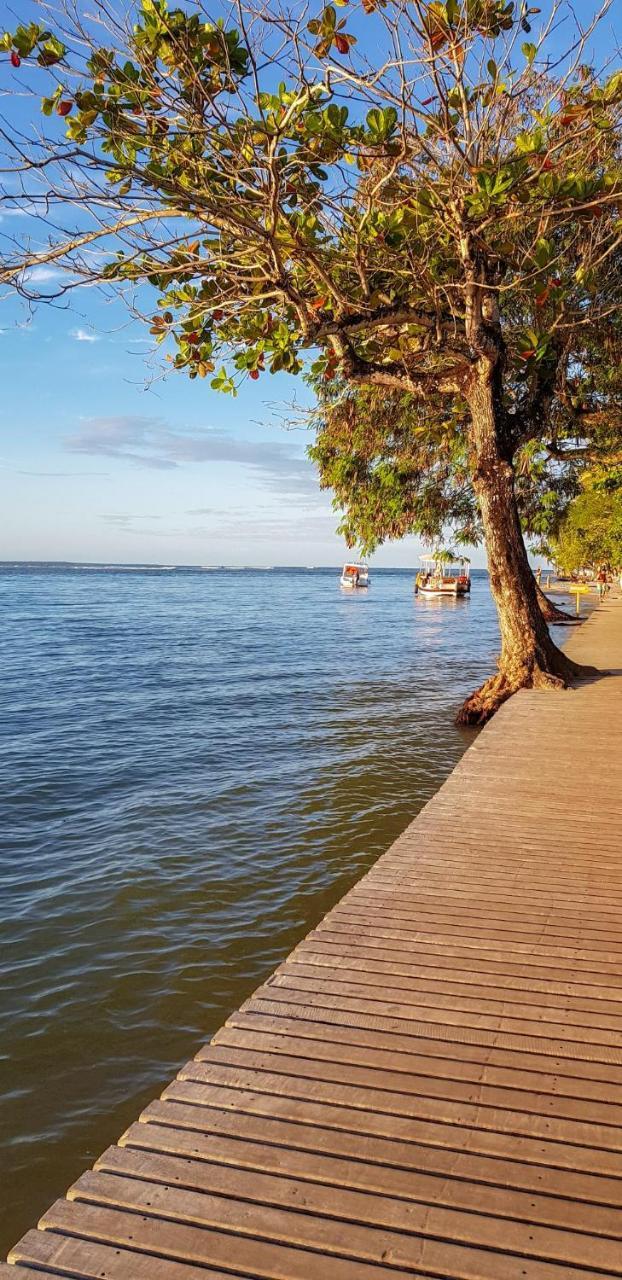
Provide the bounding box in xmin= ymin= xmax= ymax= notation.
xmin=551 ymin=486 xmax=622 ymax=574
xmin=2 ymin=0 xmax=622 ymax=720
xmin=308 ymin=379 xmax=580 ymax=623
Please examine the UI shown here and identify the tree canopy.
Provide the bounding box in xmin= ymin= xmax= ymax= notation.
xmin=3 ymin=0 xmax=622 ymax=401
xmin=551 ymin=481 xmax=622 ymax=574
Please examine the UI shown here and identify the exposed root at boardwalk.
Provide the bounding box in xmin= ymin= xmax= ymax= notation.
xmin=457 ymin=651 xmax=600 ymax=726
xmin=536 ymin=582 xmax=578 ymax=626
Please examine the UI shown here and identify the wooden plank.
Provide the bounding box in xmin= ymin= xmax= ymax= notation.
xmin=212 ymin=1019 xmax=622 ymax=1099
xmin=149 ymin=1085 xmax=622 ymax=1180
xmin=287 ymin=946 xmax=622 ymax=1011
xmin=116 ymin=1125 xmax=622 ymax=1237
xmin=340 ymin=894 xmax=622 ymax=940
xmin=128 ymin=1113 xmax=622 ymax=1209
xmin=349 ymin=885 xmax=622 ymax=921
xmin=65 ymin=1170 xmax=622 ymax=1280
xmin=38 ymin=1198 xmax=435 ymax=1280
xmin=294 ymin=935 xmax=622 ymax=995
xmin=275 ymin=961 xmax=622 ymax=1031
xmin=0 ymin=1267 xmax=56 ymax=1280
xmin=311 ymin=919 xmax=622 ymax=970
xmin=171 ymin=1063 xmax=622 ymax=1152
xmin=197 ymin=1042 xmax=622 ymax=1126
xmin=345 ymin=896 xmax=622 ymax=936
xmin=291 ymin=938 xmax=622 ymax=992
xmin=323 ymin=902 xmax=622 ymax=948
xmin=262 ymin=983 xmax=622 ymax=1043
xmin=246 ymin=991 xmax=622 ymax=1065
xmin=314 ymin=915 xmax=622 ymax=964
xmin=302 ymin=926 xmax=622 ymax=987
xmin=222 ymin=1009 xmax=622 ymax=1090
xmin=8 ymin=1229 xmax=256 ymax=1279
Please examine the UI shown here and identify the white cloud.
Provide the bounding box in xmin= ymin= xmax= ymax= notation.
xmin=24 ymin=266 xmax=63 ymax=284
xmin=0 ymin=200 xmax=42 ymax=219
xmin=69 ymin=327 xmax=100 ymax=343
xmin=65 ymin=414 xmax=322 ymax=502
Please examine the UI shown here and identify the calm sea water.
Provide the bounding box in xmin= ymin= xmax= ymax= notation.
xmin=0 ymin=563 xmax=500 ymax=1252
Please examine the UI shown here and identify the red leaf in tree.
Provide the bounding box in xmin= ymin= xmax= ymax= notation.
xmin=334 ymin=33 xmax=350 ymax=54
xmin=57 ymin=100 xmax=73 ymax=117
xmin=249 ymin=369 xmax=260 ymax=380
xmin=10 ymin=51 xmax=21 ymax=67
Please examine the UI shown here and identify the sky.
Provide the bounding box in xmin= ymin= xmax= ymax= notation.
xmin=0 ymin=272 xmax=381 ymax=566
xmin=1 ymin=0 xmax=620 ymax=568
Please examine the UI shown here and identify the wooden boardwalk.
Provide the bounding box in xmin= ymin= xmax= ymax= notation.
xmin=4 ymin=596 xmax=622 ymax=1280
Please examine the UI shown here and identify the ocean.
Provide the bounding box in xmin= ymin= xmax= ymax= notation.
xmin=0 ymin=562 xmax=501 ymax=1251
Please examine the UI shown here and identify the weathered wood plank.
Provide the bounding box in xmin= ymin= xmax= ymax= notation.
xmin=38 ymin=1198 xmax=435 ymax=1280
xmin=63 ymin=1172 xmax=622 ymax=1280
xmin=131 ymin=1108 xmax=622 ymax=1206
xmin=169 ymin=1065 xmax=622 ymax=1153
xmin=245 ymin=991 xmax=622 ymax=1063
xmin=115 ymin=1126 xmax=622 ymax=1237
xmin=269 ymin=963 xmax=622 ymax=1031
xmin=148 ymin=1085 xmax=622 ymax=1178
xmin=196 ymin=1043 xmax=622 ymax=1124
xmin=221 ymin=1008 xmax=622 ymax=1085
xmin=8 ymin=1229 xmax=259 ymax=1279
xmin=210 ymin=1021 xmax=622 ymax=1098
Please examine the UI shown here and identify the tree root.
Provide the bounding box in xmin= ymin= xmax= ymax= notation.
xmin=535 ymin=582 xmax=578 ymax=626
xmin=457 ymin=653 xmax=600 ymax=726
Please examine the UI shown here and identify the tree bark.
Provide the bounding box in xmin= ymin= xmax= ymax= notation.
xmin=458 ymin=363 xmax=595 ymax=725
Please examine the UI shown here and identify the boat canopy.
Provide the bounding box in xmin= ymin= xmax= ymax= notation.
xmin=419 ymin=551 xmax=470 ymax=578
xmin=342 ymin=562 xmax=368 ymax=575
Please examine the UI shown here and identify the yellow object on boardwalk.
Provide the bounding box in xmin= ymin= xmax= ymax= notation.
xmin=570 ymin=583 xmax=590 ymax=614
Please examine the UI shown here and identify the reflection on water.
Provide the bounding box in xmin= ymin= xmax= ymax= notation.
xmin=0 ymin=564 xmax=500 ymax=1252
xmin=414 ymin=593 xmax=471 ymax=610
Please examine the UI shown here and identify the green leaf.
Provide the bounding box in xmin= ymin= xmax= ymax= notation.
xmin=365 ymin=106 xmax=398 ymax=141
xmin=522 ymin=42 xmax=536 ymax=65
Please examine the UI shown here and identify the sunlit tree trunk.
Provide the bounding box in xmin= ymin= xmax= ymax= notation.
xmin=458 ymin=362 xmax=592 ymax=725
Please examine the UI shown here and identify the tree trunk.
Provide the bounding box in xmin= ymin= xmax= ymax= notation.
xmin=458 ymin=366 xmax=595 ymax=725
xmin=535 ymin=580 xmax=577 ymax=625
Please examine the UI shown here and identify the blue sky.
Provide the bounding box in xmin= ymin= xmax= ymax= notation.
xmin=1 ymin=0 xmax=620 ymax=567
xmin=0 ymin=276 xmax=373 ymax=566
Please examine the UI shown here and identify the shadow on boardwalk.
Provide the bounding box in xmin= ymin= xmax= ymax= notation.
xmin=4 ymin=596 xmax=622 ymax=1280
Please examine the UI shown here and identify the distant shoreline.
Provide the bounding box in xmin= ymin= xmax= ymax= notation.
xmin=0 ymin=560 xmax=495 ymax=573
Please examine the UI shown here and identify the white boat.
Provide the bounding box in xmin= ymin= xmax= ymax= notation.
xmin=415 ymin=552 xmax=470 ymax=597
xmin=340 ymin=561 xmax=369 ymax=589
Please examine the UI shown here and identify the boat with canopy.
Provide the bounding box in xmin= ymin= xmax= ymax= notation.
xmin=415 ymin=551 xmax=471 ymax=597
xmin=340 ymin=562 xmax=369 ymax=589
